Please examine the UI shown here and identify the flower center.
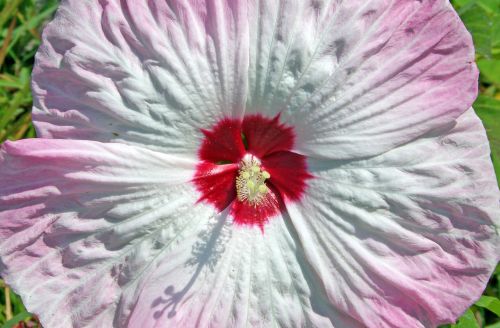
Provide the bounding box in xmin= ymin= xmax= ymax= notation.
xmin=236 ymin=155 xmax=271 ymax=206
xmin=194 ymin=114 xmax=312 ymax=228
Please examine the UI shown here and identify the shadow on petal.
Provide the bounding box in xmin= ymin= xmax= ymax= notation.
xmin=151 ymin=210 xmax=232 ymax=319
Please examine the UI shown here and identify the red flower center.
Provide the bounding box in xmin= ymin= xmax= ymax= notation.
xmin=193 ymin=114 xmax=312 ymax=228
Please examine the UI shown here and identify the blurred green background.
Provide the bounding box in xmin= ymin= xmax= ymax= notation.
xmin=0 ymin=0 xmax=498 ymax=327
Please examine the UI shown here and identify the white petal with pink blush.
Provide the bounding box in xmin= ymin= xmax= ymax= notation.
xmin=0 ymin=0 xmax=498 ymax=327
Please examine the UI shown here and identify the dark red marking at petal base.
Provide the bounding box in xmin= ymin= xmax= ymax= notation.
xmin=230 ymin=184 xmax=285 ymax=230
xmin=193 ymin=114 xmax=312 ymax=228
xmin=193 ymin=162 xmax=239 ymax=211
xmin=199 ymin=118 xmax=245 ymax=163
xmin=242 ymin=114 xmax=295 ymax=158
xmin=262 ymin=151 xmax=313 ymax=202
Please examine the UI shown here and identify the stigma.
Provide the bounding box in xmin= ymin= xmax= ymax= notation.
xmin=236 ymin=155 xmax=271 ymax=206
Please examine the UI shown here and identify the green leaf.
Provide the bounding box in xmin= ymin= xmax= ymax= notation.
xmin=458 ymin=3 xmax=494 ymax=58
xmin=475 ymin=0 xmax=500 ymax=14
xmin=0 ymin=80 xmax=23 ymax=89
xmin=453 ymin=0 xmax=500 ymax=14
xmin=486 ymin=322 xmax=500 ymax=328
xmin=478 ymin=60 xmax=500 ymax=85
xmin=492 ymin=152 xmax=500 ymax=186
xmin=475 ymin=95 xmax=500 ymax=112
xmin=474 ymin=96 xmax=500 ymax=169
xmin=475 ymin=296 xmax=500 ymax=317
xmin=1 ymin=311 xmax=32 ymax=328
xmin=451 ymin=309 xmax=480 ymax=328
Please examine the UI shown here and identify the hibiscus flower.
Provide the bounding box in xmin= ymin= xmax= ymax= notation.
xmin=1 ymin=0 xmax=499 ymax=327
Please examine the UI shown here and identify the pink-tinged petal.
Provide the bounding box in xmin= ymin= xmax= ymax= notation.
xmin=247 ymin=0 xmax=478 ymax=159
xmin=286 ymin=109 xmax=499 ymax=327
xmin=32 ymin=0 xmax=249 ymax=156
xmin=0 ymin=139 xmax=217 ymax=327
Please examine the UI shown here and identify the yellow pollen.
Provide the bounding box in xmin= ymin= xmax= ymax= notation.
xmin=236 ymin=156 xmax=271 ymax=206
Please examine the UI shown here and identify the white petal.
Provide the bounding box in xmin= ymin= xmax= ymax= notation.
xmin=247 ymin=0 xmax=478 ymax=159
xmin=121 ymin=214 xmax=366 ymax=328
xmin=32 ymin=0 xmax=249 ymax=156
xmin=287 ymin=109 xmax=500 ymax=327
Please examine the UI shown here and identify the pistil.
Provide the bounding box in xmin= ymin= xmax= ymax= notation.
xmin=236 ymin=156 xmax=271 ymax=206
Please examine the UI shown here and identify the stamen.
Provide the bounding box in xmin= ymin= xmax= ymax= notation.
xmin=236 ymin=156 xmax=271 ymax=206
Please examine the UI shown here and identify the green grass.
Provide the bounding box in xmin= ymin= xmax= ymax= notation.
xmin=0 ymin=0 xmax=58 ymax=144
xmin=0 ymin=0 xmax=499 ymax=327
